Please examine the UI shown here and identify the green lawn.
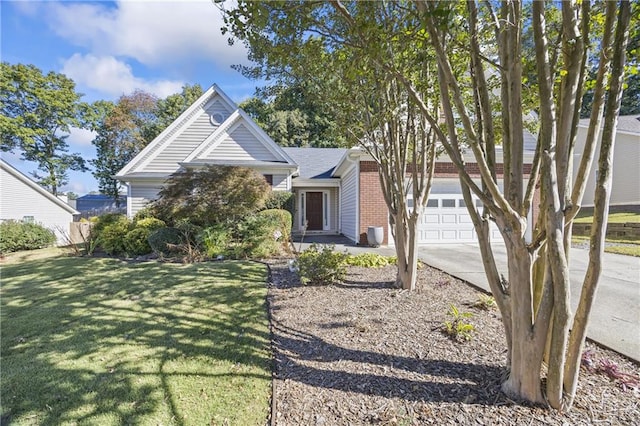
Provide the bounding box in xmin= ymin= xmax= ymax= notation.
xmin=1 ymin=255 xmax=271 ymax=425
xmin=574 ymin=211 xmax=640 ymax=224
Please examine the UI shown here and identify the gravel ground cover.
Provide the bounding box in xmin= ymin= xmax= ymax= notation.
xmin=266 ymin=260 xmax=640 ymax=425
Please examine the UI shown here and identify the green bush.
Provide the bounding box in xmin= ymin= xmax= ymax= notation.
xmin=135 ymin=217 xmax=166 ymax=229
xmin=124 ymin=217 xmax=166 ymax=256
xmin=230 ymin=215 xmax=277 ymax=259
xmin=148 ymin=227 xmax=183 ymax=257
xmin=264 ymin=191 xmax=295 ymax=216
xmin=295 ymin=244 xmax=348 ymax=285
xmin=97 ymin=216 xmax=131 ymax=256
xmin=258 ymin=208 xmax=292 ymax=242
xmin=0 ymin=220 xmax=56 ymax=254
xmin=201 ymin=225 xmax=232 ymax=258
xmin=345 ymin=253 xmax=396 ymax=268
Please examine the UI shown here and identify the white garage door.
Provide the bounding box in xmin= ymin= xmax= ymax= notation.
xmin=412 ymin=194 xmax=501 ymax=244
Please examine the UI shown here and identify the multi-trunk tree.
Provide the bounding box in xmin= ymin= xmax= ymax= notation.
xmin=223 ymin=0 xmax=633 ymax=410
xmin=0 ymin=62 xmax=89 ymax=195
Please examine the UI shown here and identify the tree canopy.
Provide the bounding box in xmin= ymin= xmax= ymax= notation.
xmin=0 ymin=62 xmax=89 ymax=194
xmin=88 ymin=84 xmax=204 ymax=203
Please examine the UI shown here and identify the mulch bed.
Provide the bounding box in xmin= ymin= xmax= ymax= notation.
xmin=265 ymin=260 xmax=640 ymax=425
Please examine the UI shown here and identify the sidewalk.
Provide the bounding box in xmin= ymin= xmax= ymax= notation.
xmin=294 ymin=236 xmax=640 ymax=362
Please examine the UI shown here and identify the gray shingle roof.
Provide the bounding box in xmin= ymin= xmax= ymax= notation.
xmin=579 ymin=114 xmax=640 ymax=134
xmin=282 ymin=148 xmax=348 ymax=179
xmin=617 ymin=115 xmax=640 ymax=134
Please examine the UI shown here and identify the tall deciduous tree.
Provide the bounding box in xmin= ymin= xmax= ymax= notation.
xmin=0 ymin=62 xmax=89 ymax=195
xmin=89 ymin=85 xmax=203 ymax=205
xmin=223 ymin=0 xmax=633 ymax=410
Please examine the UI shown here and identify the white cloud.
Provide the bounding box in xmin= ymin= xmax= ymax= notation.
xmin=47 ymin=0 xmax=248 ymax=69
xmin=67 ymin=127 xmax=96 ymax=147
xmin=61 ymin=54 xmax=184 ymax=98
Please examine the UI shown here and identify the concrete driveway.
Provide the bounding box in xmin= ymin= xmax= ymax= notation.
xmin=295 ymin=235 xmax=640 ymax=361
xmin=418 ymin=243 xmax=640 ymax=362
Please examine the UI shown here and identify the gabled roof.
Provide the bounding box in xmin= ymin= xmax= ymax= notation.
xmin=183 ymin=108 xmax=297 ymax=167
xmin=283 ymin=148 xmax=347 ymax=179
xmin=0 ymin=158 xmax=79 ymax=215
xmin=116 ymin=84 xmax=297 ymax=179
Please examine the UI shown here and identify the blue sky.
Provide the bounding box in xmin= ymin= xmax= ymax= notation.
xmin=1 ymin=0 xmax=260 ymax=195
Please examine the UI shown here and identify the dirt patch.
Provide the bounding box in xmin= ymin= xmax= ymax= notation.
xmin=266 ymin=260 xmax=640 ymax=425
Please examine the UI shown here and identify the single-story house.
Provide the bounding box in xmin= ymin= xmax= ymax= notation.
xmin=574 ymin=115 xmax=640 ymax=208
xmin=116 ymin=84 xmax=535 ymax=246
xmin=0 ymin=158 xmax=79 ymax=244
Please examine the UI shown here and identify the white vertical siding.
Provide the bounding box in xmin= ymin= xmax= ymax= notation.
xmin=0 ymin=166 xmax=76 ymax=244
xmin=129 ymin=185 xmax=163 ymax=217
xmin=204 ymin=124 xmax=278 ymax=161
xmin=340 ymin=165 xmax=358 ymax=242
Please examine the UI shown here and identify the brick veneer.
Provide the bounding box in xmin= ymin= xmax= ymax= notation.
xmin=359 ymin=161 xmax=389 ymax=244
xmin=357 ymin=160 xmax=539 ymax=245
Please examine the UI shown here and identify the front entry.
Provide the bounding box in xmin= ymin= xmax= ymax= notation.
xmin=305 ymin=192 xmax=324 ymax=230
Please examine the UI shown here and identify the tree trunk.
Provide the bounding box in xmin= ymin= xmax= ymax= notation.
xmin=501 ymin=235 xmax=545 ymax=403
xmin=394 ymin=213 xmax=419 ymax=290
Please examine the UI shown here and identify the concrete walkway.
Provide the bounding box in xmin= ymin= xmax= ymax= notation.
xmin=295 ymin=236 xmax=640 ymax=362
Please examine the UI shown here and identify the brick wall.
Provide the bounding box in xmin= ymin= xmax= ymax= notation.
xmin=359 ymin=161 xmax=389 ymax=245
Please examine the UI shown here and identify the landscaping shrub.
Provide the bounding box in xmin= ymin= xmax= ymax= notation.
xmin=96 ymin=215 xmax=131 ymax=256
xmin=345 ymin=253 xmax=396 ymax=268
xmin=230 ymin=214 xmax=277 ymax=259
xmin=124 ymin=218 xmax=166 ymax=256
xmin=264 ymin=191 xmax=295 ymax=216
xmin=296 ymin=244 xmax=348 ymax=285
xmin=149 ymin=165 xmax=270 ymax=227
xmin=258 ymin=208 xmax=292 ymax=242
xmin=0 ymin=220 xmax=56 ymax=254
xmin=201 ymin=225 xmax=232 ymax=258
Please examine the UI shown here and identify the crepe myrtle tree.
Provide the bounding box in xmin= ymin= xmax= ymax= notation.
xmin=223 ymin=0 xmax=633 ymax=410
xmin=394 ymin=0 xmax=631 ymax=409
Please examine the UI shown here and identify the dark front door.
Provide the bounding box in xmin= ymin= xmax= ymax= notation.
xmin=305 ymin=192 xmax=324 ymax=230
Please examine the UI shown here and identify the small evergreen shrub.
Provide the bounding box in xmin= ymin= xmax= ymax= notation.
xmin=296 ymin=244 xmax=348 ymax=285
xmin=124 ymin=216 xmax=167 ymax=256
xmin=0 ymin=220 xmax=56 ymax=254
xmin=258 ymin=208 xmax=292 ymax=242
xmin=97 ymin=216 xmax=131 ymax=256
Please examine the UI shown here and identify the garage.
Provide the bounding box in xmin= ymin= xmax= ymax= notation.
xmin=417 ymin=194 xmax=500 ymax=244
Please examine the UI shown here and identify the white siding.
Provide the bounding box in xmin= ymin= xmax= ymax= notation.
xmin=0 ymin=166 xmax=76 ymax=244
xmin=144 ymin=101 xmax=232 ymax=173
xmin=574 ymin=127 xmax=640 ymax=206
xmin=203 ymin=123 xmax=279 ymax=162
xmin=340 ymin=165 xmax=358 ymax=242
xmin=128 ymin=185 xmax=163 ymax=217
xmin=272 ymin=174 xmax=288 ymax=191
xmin=129 ymin=96 xmax=233 ymax=173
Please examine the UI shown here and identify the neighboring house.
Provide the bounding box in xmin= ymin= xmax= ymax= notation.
xmin=0 ymin=158 xmax=79 ymax=244
xmin=76 ymin=194 xmax=127 ymax=214
xmin=116 ymin=84 xmax=534 ymax=246
xmin=574 ymin=115 xmax=640 ymax=208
